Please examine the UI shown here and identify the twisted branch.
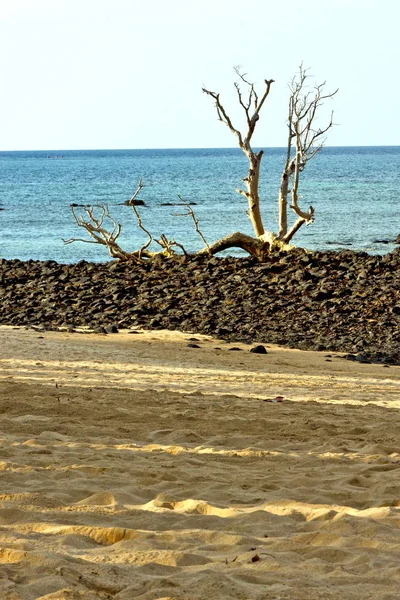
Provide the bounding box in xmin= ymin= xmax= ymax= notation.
xmin=176 ymin=195 xmax=210 ymax=253
xmin=127 ymin=179 xmax=153 ymax=259
xmin=63 ymin=204 xmax=131 ymax=260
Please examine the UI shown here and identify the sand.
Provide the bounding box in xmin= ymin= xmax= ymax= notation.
xmin=0 ymin=325 xmax=399 ymax=600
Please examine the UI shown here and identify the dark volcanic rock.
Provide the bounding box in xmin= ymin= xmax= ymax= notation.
xmin=93 ymin=326 xmax=107 ymax=334
xmin=0 ymin=247 xmax=399 ymax=364
xmin=123 ymin=199 xmax=146 ymax=206
xmin=250 ymin=345 xmax=268 ymax=354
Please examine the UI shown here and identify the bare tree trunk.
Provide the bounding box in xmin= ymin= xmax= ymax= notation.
xmin=203 ymin=74 xmax=274 ymax=241
xmin=276 ymin=66 xmax=337 ymax=243
xmin=198 ymin=231 xmax=269 ymax=259
xmin=241 ymin=151 xmax=265 ymax=237
xmin=278 ymin=172 xmax=289 ymax=238
xmin=282 ymin=217 xmax=307 ymax=244
xmin=67 ymin=67 xmax=336 ymax=262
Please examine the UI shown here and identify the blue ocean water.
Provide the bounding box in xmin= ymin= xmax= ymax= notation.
xmin=0 ymin=147 xmax=399 ymax=263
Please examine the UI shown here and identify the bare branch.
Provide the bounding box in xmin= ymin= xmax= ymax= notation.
xmin=243 ymin=78 xmax=274 ymax=149
xmin=233 ymin=66 xmax=255 ymax=127
xmin=203 ymin=69 xmax=275 ymax=238
xmin=65 ymin=203 xmax=132 ymax=260
xmin=177 ymin=195 xmax=210 ymax=253
xmin=198 ymin=231 xmax=269 ymax=259
xmin=281 ymin=217 xmax=307 ymax=244
xmin=155 ymin=234 xmax=188 ymax=257
xmin=290 ymin=203 xmax=315 ymax=222
xmin=63 ymin=237 xmax=102 ymax=245
xmin=129 ymin=199 xmax=153 ymax=259
xmin=236 ymin=188 xmax=251 ymax=199
xmin=202 ymin=88 xmax=243 ymax=146
xmin=125 ymin=178 xmax=145 ymax=206
xmin=277 ymin=65 xmax=336 ymax=240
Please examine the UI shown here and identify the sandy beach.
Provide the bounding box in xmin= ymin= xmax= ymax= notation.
xmin=0 ymin=325 xmax=399 ymax=599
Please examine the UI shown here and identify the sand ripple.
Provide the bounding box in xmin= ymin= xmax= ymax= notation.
xmin=0 ymin=328 xmax=399 ymax=599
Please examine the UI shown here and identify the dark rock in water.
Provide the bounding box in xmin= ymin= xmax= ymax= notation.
xmin=105 ymin=324 xmax=119 ymax=333
xmin=373 ymin=240 xmax=392 ymax=244
xmin=187 ymin=343 xmax=200 ymax=348
xmin=121 ymin=199 xmax=146 ymax=206
xmin=325 ymin=241 xmax=352 ymax=246
xmin=160 ymin=202 xmax=197 ymax=206
xmin=250 ymin=345 xmax=268 ymax=354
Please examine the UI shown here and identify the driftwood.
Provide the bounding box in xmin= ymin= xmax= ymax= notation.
xmin=66 ymin=65 xmax=336 ymax=261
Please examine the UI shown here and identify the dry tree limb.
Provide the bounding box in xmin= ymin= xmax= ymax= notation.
xmin=198 ymin=231 xmax=269 ymax=259
xmin=203 ymin=71 xmax=274 ymax=239
xmin=279 ymin=65 xmax=337 ymax=243
xmin=155 ymin=234 xmax=188 ymax=257
xmin=63 ymin=204 xmax=132 ymax=260
xmin=176 ymin=195 xmax=210 ymax=253
xmin=65 ymin=180 xmax=189 ymax=261
xmin=66 ymin=67 xmax=336 ymax=263
xmin=64 ymin=180 xmax=154 ymax=261
xmin=127 ymin=181 xmax=153 ymax=259
xmin=125 ymin=178 xmax=146 ymax=206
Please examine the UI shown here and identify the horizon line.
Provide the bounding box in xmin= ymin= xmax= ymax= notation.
xmin=1 ymin=144 xmax=400 ymax=153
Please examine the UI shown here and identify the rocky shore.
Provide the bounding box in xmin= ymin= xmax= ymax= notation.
xmin=1 ymin=247 xmax=399 ymax=364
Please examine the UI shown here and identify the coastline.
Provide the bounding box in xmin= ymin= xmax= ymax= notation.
xmin=1 ymin=246 xmax=399 ymax=364
xmin=2 ymin=146 xmax=400 ymax=263
xmin=0 ymin=326 xmax=399 ymax=599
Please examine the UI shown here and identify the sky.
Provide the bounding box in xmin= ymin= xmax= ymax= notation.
xmin=0 ymin=0 xmax=398 ymax=150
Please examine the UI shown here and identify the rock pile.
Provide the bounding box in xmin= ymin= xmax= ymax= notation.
xmin=0 ymin=247 xmax=399 ymax=364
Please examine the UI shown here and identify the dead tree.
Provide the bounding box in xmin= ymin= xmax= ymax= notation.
xmin=66 ymin=66 xmax=336 ymax=261
xmin=64 ymin=180 xmax=191 ymax=261
xmin=202 ymin=65 xmax=337 ymax=255
xmin=202 ymin=68 xmax=274 ymax=258
xmin=63 ymin=203 xmax=132 ymax=260
xmin=277 ymin=66 xmax=337 ymax=243
xmin=64 ymin=180 xmax=157 ymax=261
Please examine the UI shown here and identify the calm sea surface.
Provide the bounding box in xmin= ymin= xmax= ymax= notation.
xmin=0 ymin=147 xmax=399 ymax=263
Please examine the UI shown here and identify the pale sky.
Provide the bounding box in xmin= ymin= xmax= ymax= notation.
xmin=0 ymin=0 xmax=398 ymax=150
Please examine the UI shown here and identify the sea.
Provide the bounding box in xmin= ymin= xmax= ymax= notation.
xmin=0 ymin=147 xmax=399 ymax=263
